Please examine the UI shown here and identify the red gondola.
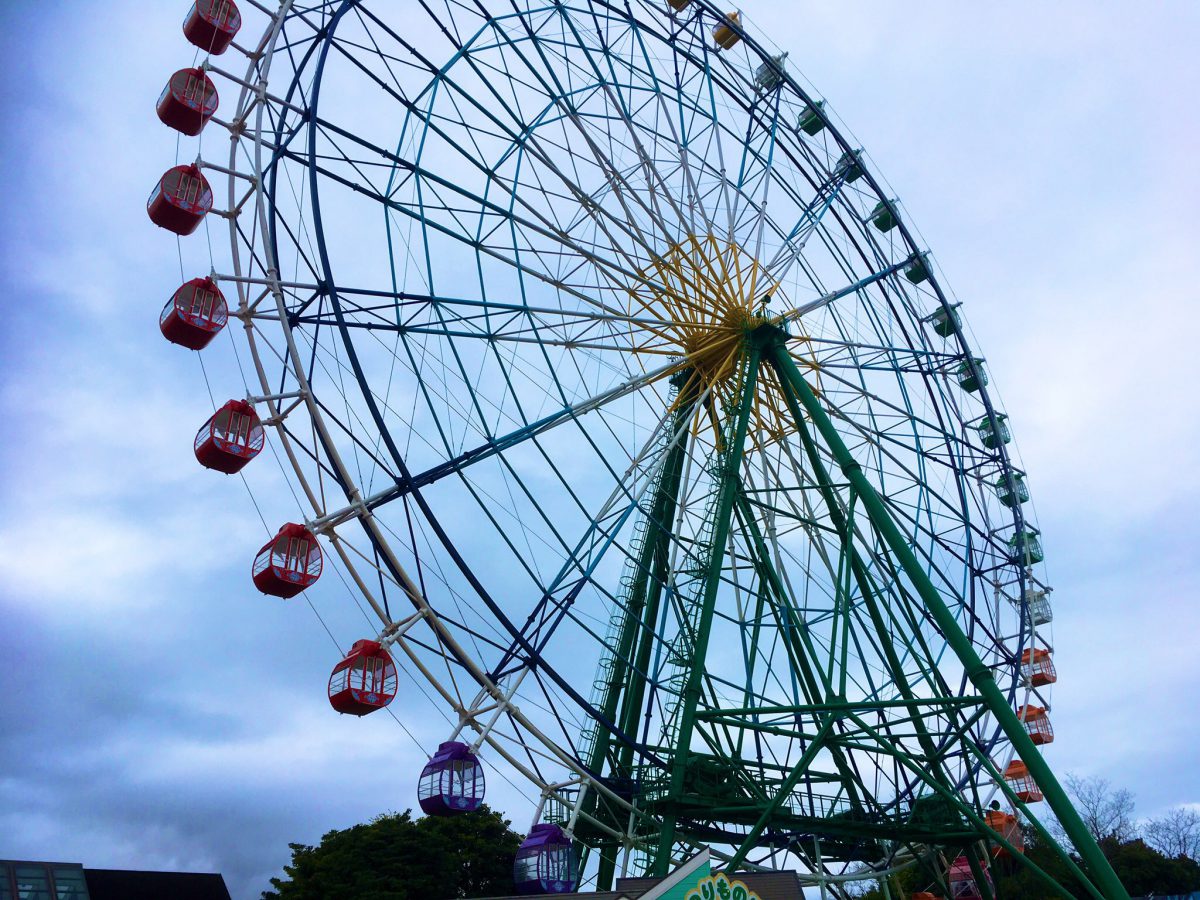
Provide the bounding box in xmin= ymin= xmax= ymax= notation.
xmin=147 ymin=164 xmax=213 ymax=236
xmin=252 ymin=523 xmax=322 ymax=598
xmin=418 ymin=741 xmax=486 ymax=815
xmin=195 ymin=400 xmax=263 ymax=474
xmin=156 ymin=68 xmax=219 ymax=136
xmin=328 ymin=640 xmax=397 ymax=716
xmin=161 ymin=277 xmax=228 ymax=349
xmin=948 ymin=856 xmax=991 ymax=900
xmin=182 ymin=0 xmax=242 ymax=55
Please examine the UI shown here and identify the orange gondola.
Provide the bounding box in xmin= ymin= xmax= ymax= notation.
xmin=985 ymin=809 xmax=1025 ymax=857
xmin=1016 ymin=705 xmax=1054 ymax=745
xmin=1021 ymin=647 xmax=1057 ymax=687
xmin=1004 ymin=760 xmax=1043 ymax=803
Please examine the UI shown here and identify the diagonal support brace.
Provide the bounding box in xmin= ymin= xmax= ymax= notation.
xmin=763 ymin=326 xmax=1129 ymax=900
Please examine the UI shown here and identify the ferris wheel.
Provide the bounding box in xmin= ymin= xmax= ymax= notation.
xmin=150 ymin=2 xmax=1129 ymax=898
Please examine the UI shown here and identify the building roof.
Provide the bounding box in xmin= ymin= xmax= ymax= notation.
xmin=475 ymin=869 xmax=806 ymax=900
xmin=84 ymin=868 xmax=232 ymax=900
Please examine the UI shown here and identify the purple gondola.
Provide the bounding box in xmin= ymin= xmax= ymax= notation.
xmin=513 ymin=824 xmax=576 ymax=895
xmin=417 ymin=741 xmax=485 ymax=815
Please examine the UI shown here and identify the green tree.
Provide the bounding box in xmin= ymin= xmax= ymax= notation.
xmin=990 ymin=832 xmax=1200 ymax=899
xmin=1099 ymin=837 xmax=1200 ymax=897
xmin=992 ymin=827 xmax=1085 ymax=899
xmin=262 ymin=806 xmax=523 ymax=900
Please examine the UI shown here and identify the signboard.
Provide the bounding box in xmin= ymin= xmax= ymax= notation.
xmin=638 ymin=851 xmax=764 ymax=900
xmin=684 ymin=872 xmax=763 ymax=900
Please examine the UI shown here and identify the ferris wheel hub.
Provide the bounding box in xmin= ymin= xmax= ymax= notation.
xmin=636 ymin=236 xmax=778 ymax=378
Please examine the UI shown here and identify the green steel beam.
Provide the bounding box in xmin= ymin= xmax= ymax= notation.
xmin=725 ymin=717 xmax=838 ymax=870
xmin=841 ymin=712 xmax=1085 ymax=900
xmin=771 ymin=362 xmax=996 ymax=900
xmin=965 ymin=740 xmax=1105 ymax=899
xmin=765 ymin=327 xmax=1130 ymax=900
xmin=730 ymin=490 xmax=870 ymax=816
xmin=696 ymin=697 xmax=986 ymax=717
xmin=653 ymin=347 xmax=762 ymax=874
xmin=617 ymin=404 xmax=691 ymax=755
xmin=590 ymin=377 xmax=700 ymax=891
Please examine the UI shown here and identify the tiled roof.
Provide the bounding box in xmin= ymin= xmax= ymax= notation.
xmin=84 ymin=869 xmax=232 ymax=900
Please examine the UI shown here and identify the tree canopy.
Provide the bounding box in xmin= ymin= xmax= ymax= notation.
xmin=262 ymin=806 xmax=522 ymax=900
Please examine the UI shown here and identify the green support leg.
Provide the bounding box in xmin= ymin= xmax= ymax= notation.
xmin=654 ymin=347 xmax=762 ymax=874
xmin=764 ymin=328 xmax=1129 ymax=900
xmin=590 ymin=380 xmax=699 ymax=890
xmin=771 ymin=367 xmax=996 ymax=900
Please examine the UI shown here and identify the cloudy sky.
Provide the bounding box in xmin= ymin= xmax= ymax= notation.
xmin=1 ymin=2 xmax=1198 ymax=899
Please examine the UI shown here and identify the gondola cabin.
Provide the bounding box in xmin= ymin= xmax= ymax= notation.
xmin=948 ymin=856 xmax=991 ymax=900
xmin=837 ymin=149 xmax=865 ymax=183
xmin=1023 ymin=587 xmax=1053 ymax=626
xmin=1021 ymin=648 xmax=1057 ymax=687
xmin=161 ymin=277 xmax=228 ymax=349
xmin=1004 ymin=760 xmax=1043 ymax=803
xmin=870 ymin=199 xmax=898 ymax=232
xmin=252 ymin=523 xmax=322 ymax=598
xmin=978 ymin=413 xmax=1011 ymax=448
xmin=957 ymin=357 xmax=988 ymax=393
xmin=1009 ymin=527 xmax=1044 ymax=565
xmin=929 ymin=305 xmax=961 ymax=338
xmin=667 ymin=0 xmax=691 ymax=10
xmin=985 ymin=809 xmax=1024 ymax=857
xmin=183 ymin=0 xmax=242 ymax=55
xmin=994 ymin=471 xmax=1030 ymax=507
xmin=798 ymin=100 xmax=826 ymax=136
xmin=194 ymin=400 xmax=263 ymax=474
xmin=156 ymin=68 xmax=219 ymax=136
xmin=1016 ymin=705 xmax=1054 ymax=745
xmin=905 ymin=254 xmax=931 ymax=284
xmin=514 ymin=824 xmax=575 ymax=895
xmin=418 ymin=741 xmax=485 ymax=815
xmin=328 ymin=640 xmax=397 ymax=716
xmin=712 ymin=12 xmax=741 ymax=49
xmin=754 ymin=53 xmax=788 ymax=92
xmin=147 ymin=164 xmax=213 ymax=236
